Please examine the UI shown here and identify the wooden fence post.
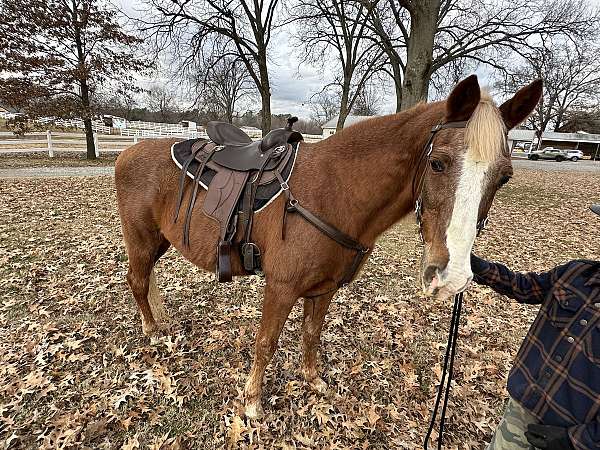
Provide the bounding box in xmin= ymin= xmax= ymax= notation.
xmin=47 ymin=130 xmax=54 ymax=158
xmin=134 ymin=135 xmax=138 ymax=144
xmin=94 ymin=133 xmax=99 ymax=157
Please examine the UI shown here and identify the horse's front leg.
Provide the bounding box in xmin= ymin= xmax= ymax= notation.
xmin=244 ymin=282 xmax=297 ymax=419
xmin=301 ymin=291 xmax=336 ymax=393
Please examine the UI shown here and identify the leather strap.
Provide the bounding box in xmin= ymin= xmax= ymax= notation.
xmin=183 ymin=144 xmax=217 ymax=247
xmin=412 ymin=120 xmax=469 ymax=202
xmin=274 ymin=171 xmax=369 ymax=288
xmin=217 ymin=241 xmax=233 ymax=282
xmin=413 ymin=120 xmax=473 ymax=243
xmin=174 ymin=140 xmax=209 ymax=223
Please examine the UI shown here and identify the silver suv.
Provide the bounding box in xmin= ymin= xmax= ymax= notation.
xmin=528 ymin=148 xmax=567 ymax=162
xmin=564 ymin=149 xmax=583 ymax=161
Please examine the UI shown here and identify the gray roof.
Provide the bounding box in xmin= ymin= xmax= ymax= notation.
xmin=322 ymin=114 xmax=374 ymax=129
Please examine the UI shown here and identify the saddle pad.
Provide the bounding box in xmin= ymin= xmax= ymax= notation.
xmin=171 ymin=138 xmax=299 ymax=212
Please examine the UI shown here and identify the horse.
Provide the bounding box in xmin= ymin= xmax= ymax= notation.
xmin=115 ymin=75 xmax=542 ymax=418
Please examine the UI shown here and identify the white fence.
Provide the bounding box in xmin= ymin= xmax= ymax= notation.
xmin=0 ymin=132 xmax=141 ymax=157
xmin=0 ymin=128 xmax=326 ymax=158
xmin=120 ymin=128 xmax=203 ymax=139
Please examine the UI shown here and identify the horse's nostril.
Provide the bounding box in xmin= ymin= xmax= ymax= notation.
xmin=423 ymin=265 xmax=440 ymax=284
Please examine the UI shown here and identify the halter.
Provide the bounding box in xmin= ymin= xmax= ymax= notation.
xmin=413 ymin=120 xmax=489 ymax=243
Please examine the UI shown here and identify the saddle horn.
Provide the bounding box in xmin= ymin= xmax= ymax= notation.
xmin=286 ymin=116 xmax=298 ymax=130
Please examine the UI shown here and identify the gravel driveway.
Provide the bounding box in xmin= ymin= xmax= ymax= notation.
xmin=512 ymin=159 xmax=599 ymax=172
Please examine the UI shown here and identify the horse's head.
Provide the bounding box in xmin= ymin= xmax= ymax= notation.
xmin=419 ymin=75 xmax=542 ymax=299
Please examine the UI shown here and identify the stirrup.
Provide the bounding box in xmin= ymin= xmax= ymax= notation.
xmin=241 ymin=242 xmax=261 ymax=273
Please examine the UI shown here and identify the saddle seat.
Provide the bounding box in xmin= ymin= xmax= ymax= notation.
xmin=206 ymin=121 xmax=303 ymax=171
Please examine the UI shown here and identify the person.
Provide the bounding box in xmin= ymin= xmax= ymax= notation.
xmin=471 ymin=204 xmax=600 ymax=450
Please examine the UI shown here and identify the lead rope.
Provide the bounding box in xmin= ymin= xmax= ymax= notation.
xmin=422 ymin=221 xmax=487 ymax=449
xmin=424 ymin=291 xmax=463 ymax=450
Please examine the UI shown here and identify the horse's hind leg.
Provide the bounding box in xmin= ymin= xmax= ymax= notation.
xmin=124 ymin=230 xmax=171 ymax=336
xmin=244 ymin=282 xmax=297 ymax=419
xmin=301 ymin=291 xmax=335 ymax=393
xmin=146 ymin=241 xmax=171 ymax=325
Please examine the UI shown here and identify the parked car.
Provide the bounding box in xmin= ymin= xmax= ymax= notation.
xmin=564 ymin=149 xmax=584 ymax=161
xmin=528 ymin=148 xmax=568 ymax=161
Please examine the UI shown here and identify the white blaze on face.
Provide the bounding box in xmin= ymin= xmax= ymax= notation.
xmin=439 ymin=153 xmax=489 ymax=292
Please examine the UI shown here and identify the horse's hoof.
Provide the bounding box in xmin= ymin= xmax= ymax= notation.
xmin=142 ymin=320 xmax=160 ymax=336
xmin=143 ymin=317 xmax=174 ymax=336
xmin=244 ymin=402 xmax=264 ymax=420
xmin=308 ymin=377 xmax=328 ymax=394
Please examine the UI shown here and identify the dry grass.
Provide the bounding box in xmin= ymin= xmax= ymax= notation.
xmin=0 ymin=169 xmax=598 ymax=449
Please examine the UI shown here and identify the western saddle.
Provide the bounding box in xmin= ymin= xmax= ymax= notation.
xmin=174 ymin=118 xmax=303 ymax=282
xmin=173 ymin=117 xmax=370 ymax=290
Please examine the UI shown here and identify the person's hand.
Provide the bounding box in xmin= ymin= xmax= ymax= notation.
xmin=470 ymin=253 xmax=488 ymax=274
xmin=525 ymin=424 xmax=574 ymax=449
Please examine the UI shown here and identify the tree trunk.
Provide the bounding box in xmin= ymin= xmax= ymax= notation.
xmin=260 ymin=89 xmax=271 ymax=134
xmin=72 ymin=2 xmax=96 ymax=159
xmin=336 ymin=78 xmax=351 ymax=130
xmin=83 ymin=117 xmax=95 ymax=159
xmin=390 ymin=55 xmax=403 ymax=112
xmin=258 ymin=54 xmax=271 ymax=134
xmin=80 ymin=79 xmax=96 ymax=160
xmin=553 ymin=97 xmax=568 ymax=131
xmin=401 ymin=1 xmax=441 ymax=110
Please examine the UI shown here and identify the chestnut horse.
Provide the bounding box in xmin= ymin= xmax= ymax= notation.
xmin=115 ymin=75 xmax=542 ymax=418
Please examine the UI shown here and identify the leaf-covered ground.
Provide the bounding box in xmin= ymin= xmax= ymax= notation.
xmin=1 ymin=168 xmax=599 ymax=449
xmin=0 ymin=153 xmax=118 ymax=169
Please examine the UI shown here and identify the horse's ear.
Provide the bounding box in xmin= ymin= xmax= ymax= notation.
xmin=499 ymin=79 xmax=543 ymax=129
xmin=445 ymin=75 xmax=481 ymax=122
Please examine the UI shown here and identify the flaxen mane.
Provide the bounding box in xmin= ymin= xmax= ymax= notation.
xmin=465 ymin=91 xmax=506 ymax=162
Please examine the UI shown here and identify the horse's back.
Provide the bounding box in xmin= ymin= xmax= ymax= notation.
xmin=116 ymin=138 xmax=180 ymax=188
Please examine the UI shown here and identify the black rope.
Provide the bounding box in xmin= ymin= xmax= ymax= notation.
xmin=424 ymin=291 xmax=464 ymax=450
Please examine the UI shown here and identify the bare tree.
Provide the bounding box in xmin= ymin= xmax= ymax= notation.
xmin=145 ymin=84 xmax=179 ymax=122
xmin=95 ymin=91 xmax=139 ymax=120
xmin=308 ymin=91 xmax=340 ymax=124
xmin=290 ymin=0 xmax=386 ymax=130
xmin=352 ymin=83 xmax=381 ymax=115
xmin=194 ymin=56 xmax=254 ymax=123
xmin=294 ymin=118 xmax=323 ymax=134
xmin=362 ymin=0 xmax=599 ymax=110
xmin=496 ymin=37 xmax=600 ymax=142
xmin=557 ymin=109 xmax=600 ymax=134
xmin=142 ymin=0 xmax=280 ymax=134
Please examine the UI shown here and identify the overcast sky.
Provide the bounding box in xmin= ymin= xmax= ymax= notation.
xmin=116 ymin=0 xmax=600 ymax=120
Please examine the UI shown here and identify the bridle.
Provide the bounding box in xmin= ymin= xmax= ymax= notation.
xmin=415 ymin=120 xmax=491 ymax=450
xmin=412 ymin=120 xmax=489 ymax=243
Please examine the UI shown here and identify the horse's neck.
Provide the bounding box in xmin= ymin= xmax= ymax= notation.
xmin=304 ymin=105 xmax=442 ymax=244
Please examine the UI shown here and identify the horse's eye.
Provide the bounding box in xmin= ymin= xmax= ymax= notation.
xmin=430 ymin=159 xmax=445 ymax=173
xmin=499 ymin=175 xmax=511 ymax=186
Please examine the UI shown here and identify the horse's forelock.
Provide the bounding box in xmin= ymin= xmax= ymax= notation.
xmin=464 ymin=91 xmax=506 ymax=162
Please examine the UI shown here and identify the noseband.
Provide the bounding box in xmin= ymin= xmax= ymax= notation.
xmin=413 ymin=120 xmax=489 ymax=242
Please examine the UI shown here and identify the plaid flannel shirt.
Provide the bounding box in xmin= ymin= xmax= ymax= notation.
xmin=471 ymin=256 xmax=600 ymax=450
